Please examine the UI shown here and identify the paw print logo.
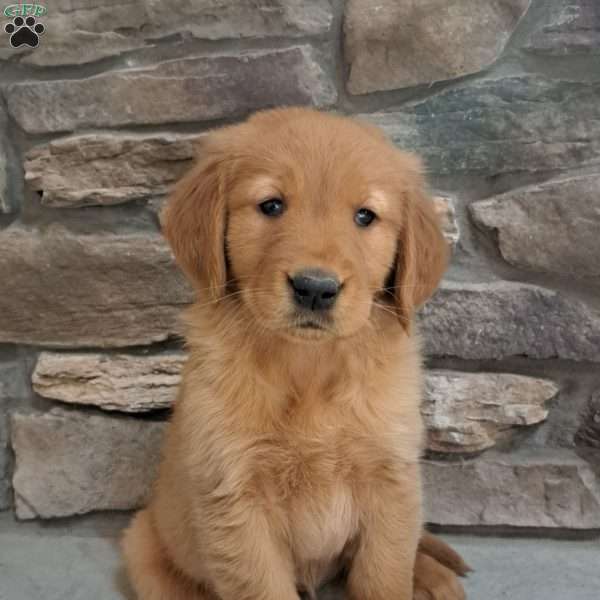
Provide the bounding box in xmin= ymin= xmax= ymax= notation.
xmin=4 ymin=16 xmax=45 ymax=48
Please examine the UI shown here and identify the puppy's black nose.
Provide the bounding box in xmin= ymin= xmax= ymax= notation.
xmin=289 ymin=269 xmax=341 ymax=311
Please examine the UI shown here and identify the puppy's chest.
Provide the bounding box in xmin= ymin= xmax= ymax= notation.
xmin=263 ymin=425 xmax=360 ymax=564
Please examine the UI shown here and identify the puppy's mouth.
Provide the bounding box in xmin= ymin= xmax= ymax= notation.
xmin=297 ymin=320 xmax=324 ymax=330
xmin=287 ymin=314 xmax=333 ymax=337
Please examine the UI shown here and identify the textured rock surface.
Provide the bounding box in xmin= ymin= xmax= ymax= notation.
xmin=0 ymin=0 xmax=598 ymax=531
xmin=0 ymin=0 xmax=333 ymax=66
xmin=432 ymin=195 xmax=460 ymax=247
xmin=0 ymin=409 xmax=8 ymax=509
xmin=524 ymin=0 xmax=600 ymax=55
xmin=0 ymin=223 xmax=193 ymax=347
xmin=470 ymin=174 xmax=600 ymax=278
xmin=11 ymin=408 xmax=166 ymax=519
xmin=364 ymin=76 xmax=600 ymax=176
xmin=33 ymin=352 xmax=185 ymax=412
xmin=423 ymin=371 xmax=558 ymax=453
xmin=32 ymin=352 xmax=559 ymax=451
xmin=0 ymin=156 xmax=6 ymax=214
xmin=424 ymin=449 xmax=600 ymax=528
xmin=25 ymin=133 xmax=202 ymax=208
xmin=6 ymin=47 xmax=337 ymax=134
xmin=1 ymin=353 xmax=29 ymax=510
xmin=0 ymin=106 xmax=12 ymax=214
xmin=420 ymin=280 xmax=600 ymax=361
xmin=576 ymin=391 xmax=600 ymax=449
xmin=344 ymin=0 xmax=531 ymax=94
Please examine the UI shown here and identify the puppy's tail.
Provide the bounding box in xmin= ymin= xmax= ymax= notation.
xmin=418 ymin=531 xmax=472 ymax=577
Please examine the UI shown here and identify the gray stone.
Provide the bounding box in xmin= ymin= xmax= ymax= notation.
xmin=0 ymin=0 xmax=333 ymax=66
xmin=419 ymin=280 xmax=600 ymax=361
xmin=432 ymin=195 xmax=460 ymax=248
xmin=0 ymin=223 xmax=193 ymax=348
xmin=576 ymin=391 xmax=600 ymax=449
xmin=25 ymin=133 xmax=202 ymax=208
xmin=0 ymin=353 xmax=28 ymax=403
xmin=6 ymin=47 xmax=337 ymax=134
xmin=0 ymin=410 xmax=9 ymax=509
xmin=3 ymin=516 xmax=600 ymax=600
xmin=0 ymin=351 xmax=30 ymax=510
xmin=364 ymin=76 xmax=600 ymax=177
xmin=0 ymin=106 xmax=13 ymax=214
xmin=11 ymin=408 xmax=166 ymax=519
xmin=0 ymin=512 xmax=133 ymax=600
xmin=524 ymin=0 xmax=600 ymax=55
xmin=524 ymin=382 xmax=591 ymax=451
xmin=423 ymin=371 xmax=558 ymax=453
xmin=0 ymin=159 xmax=7 ymax=214
xmin=470 ymin=174 xmax=600 ymax=278
xmin=424 ymin=449 xmax=600 ymax=528
xmin=32 ymin=351 xmax=185 ymax=412
xmin=344 ymin=0 xmax=531 ymax=94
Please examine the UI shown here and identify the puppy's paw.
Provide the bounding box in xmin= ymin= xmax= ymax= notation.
xmin=413 ymin=552 xmax=466 ymax=600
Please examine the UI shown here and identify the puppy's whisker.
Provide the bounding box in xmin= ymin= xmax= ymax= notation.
xmin=190 ymin=274 xmax=254 ymax=293
xmin=194 ymin=287 xmax=279 ymax=309
xmin=371 ymin=284 xmax=440 ymax=291
xmin=371 ymin=302 xmax=401 ymax=319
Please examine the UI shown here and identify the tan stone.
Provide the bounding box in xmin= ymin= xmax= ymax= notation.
xmin=6 ymin=48 xmax=337 ymax=134
xmin=432 ymin=195 xmax=460 ymax=247
xmin=0 ymin=223 xmax=193 ymax=347
xmin=0 ymin=0 xmax=333 ymax=66
xmin=344 ymin=0 xmax=531 ymax=94
xmin=470 ymin=174 xmax=600 ymax=278
xmin=32 ymin=351 xmax=558 ymax=453
xmin=33 ymin=351 xmax=186 ymax=412
xmin=423 ymin=371 xmax=558 ymax=453
xmin=11 ymin=408 xmax=166 ymax=519
xmin=25 ymin=133 xmax=202 ymax=208
xmin=424 ymin=449 xmax=600 ymax=528
xmin=420 ymin=280 xmax=600 ymax=361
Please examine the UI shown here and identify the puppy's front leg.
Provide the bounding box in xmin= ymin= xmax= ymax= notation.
xmin=197 ymin=500 xmax=300 ymax=600
xmin=347 ymin=466 xmax=422 ymax=600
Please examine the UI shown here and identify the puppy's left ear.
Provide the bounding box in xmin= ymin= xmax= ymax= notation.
xmin=393 ymin=160 xmax=449 ymax=331
xmin=161 ymin=136 xmax=229 ymax=299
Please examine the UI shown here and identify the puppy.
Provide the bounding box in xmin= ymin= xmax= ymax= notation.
xmin=122 ymin=107 xmax=468 ymax=600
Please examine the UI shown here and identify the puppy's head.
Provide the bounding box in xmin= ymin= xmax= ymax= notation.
xmin=162 ymin=108 xmax=448 ymax=341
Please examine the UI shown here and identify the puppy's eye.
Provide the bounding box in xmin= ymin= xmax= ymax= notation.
xmin=259 ymin=198 xmax=285 ymax=218
xmin=354 ymin=208 xmax=377 ymax=227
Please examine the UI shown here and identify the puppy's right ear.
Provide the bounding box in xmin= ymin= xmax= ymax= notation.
xmin=161 ymin=139 xmax=228 ymax=299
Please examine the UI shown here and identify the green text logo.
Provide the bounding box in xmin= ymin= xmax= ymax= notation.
xmin=3 ymin=4 xmax=46 ymax=18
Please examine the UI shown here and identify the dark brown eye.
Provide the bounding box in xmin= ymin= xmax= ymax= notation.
xmin=259 ymin=198 xmax=285 ymax=217
xmin=354 ymin=208 xmax=377 ymax=227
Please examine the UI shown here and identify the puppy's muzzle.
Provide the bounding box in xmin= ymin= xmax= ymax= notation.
xmin=288 ymin=269 xmax=341 ymax=312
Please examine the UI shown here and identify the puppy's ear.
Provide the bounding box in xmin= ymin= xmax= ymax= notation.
xmin=393 ymin=160 xmax=449 ymax=331
xmin=161 ymin=138 xmax=228 ymax=299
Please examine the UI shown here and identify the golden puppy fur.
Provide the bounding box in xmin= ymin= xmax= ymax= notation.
xmin=122 ymin=108 xmax=468 ymax=600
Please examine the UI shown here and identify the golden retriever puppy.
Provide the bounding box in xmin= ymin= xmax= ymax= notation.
xmin=122 ymin=107 xmax=468 ymax=600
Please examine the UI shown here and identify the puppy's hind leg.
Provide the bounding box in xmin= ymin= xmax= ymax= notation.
xmin=122 ymin=509 xmax=212 ymax=600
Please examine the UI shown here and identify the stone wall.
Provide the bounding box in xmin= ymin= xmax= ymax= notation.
xmin=1 ymin=0 xmax=599 ymax=528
